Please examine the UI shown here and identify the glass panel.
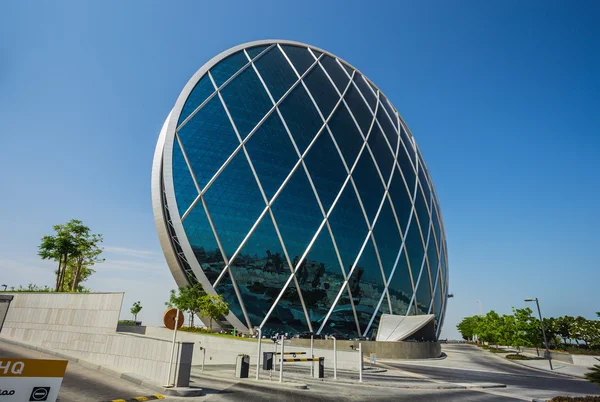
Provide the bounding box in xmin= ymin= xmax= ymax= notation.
xmin=246 ymin=45 xmax=270 ymax=59
xmin=354 ymin=74 xmax=377 ymax=112
xmin=417 ymin=150 xmax=432 ymax=204
xmin=327 ymin=104 xmax=364 ymax=169
xmin=366 ymin=297 xmax=389 ymax=339
xmin=415 ymin=185 xmax=431 ymax=236
xmin=380 ymin=95 xmax=398 ymax=130
xmin=310 ymin=49 xmax=322 ymax=57
xmin=397 ymin=141 xmax=417 ymax=196
xmin=327 ymin=184 xmax=369 ymax=274
xmin=178 ymin=75 xmax=214 ymax=126
xmin=244 ymin=112 xmax=298 ymax=201
xmin=278 ymin=84 xmax=323 ymax=154
xmin=254 ymin=46 xmax=298 ymax=102
xmin=343 ymin=83 xmax=373 ymax=136
xmin=228 ymin=213 xmax=308 ymax=336
xmin=320 ymin=286 xmax=359 ymax=339
xmin=177 ymin=96 xmax=240 ymax=191
xmin=367 ymin=124 xmax=394 ymax=185
xmin=401 ymin=126 xmax=416 ymax=166
xmin=319 ymin=55 xmax=350 ymax=93
xmin=372 ymin=198 xmax=402 ymax=279
xmin=414 ymin=257 xmax=432 ymax=315
xmin=351 ymin=237 xmax=387 ymax=334
xmin=213 ymin=270 xmax=246 ymax=326
xmin=203 ymin=151 xmax=265 ymax=259
xmin=339 ymin=61 xmax=354 ymax=78
xmin=303 ymin=65 xmax=340 ymax=119
xmin=297 ymin=226 xmax=346 ymax=334
xmin=377 ymin=106 xmax=398 ymax=152
xmin=387 ymin=250 xmax=413 ymax=316
xmin=210 ymin=51 xmax=248 ymax=88
xmin=388 ymin=166 xmax=414 ymax=235
xmin=433 ymin=266 xmax=442 ymax=320
xmin=431 ymin=204 xmax=442 ymax=263
xmin=182 ymin=202 xmax=224 ymax=285
xmin=220 ymin=66 xmax=273 ymax=138
xmin=352 ymin=151 xmax=385 ymax=225
xmin=270 ymin=167 xmax=323 ymax=265
xmin=172 ymin=139 xmax=198 ymax=217
xmin=403 ymin=217 xmax=425 ymax=284
xmin=280 ymin=45 xmax=314 ymax=76
xmin=303 ymin=130 xmax=347 ymax=213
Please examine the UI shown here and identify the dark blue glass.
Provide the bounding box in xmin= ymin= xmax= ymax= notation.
xmin=401 ymin=127 xmax=417 ymax=166
xmin=377 ymin=106 xmax=398 ymax=153
xmin=417 ymin=149 xmax=432 ymax=205
xmin=327 ymin=105 xmax=364 ymax=169
xmin=414 ymin=185 xmax=431 ymax=236
xmin=367 ymin=124 xmax=394 ymax=185
xmin=339 ymin=61 xmax=354 ymax=77
xmin=380 ymin=95 xmax=398 ymax=130
xmin=319 ymin=55 xmax=350 ymax=93
xmin=403 ymin=217 xmax=425 ymax=285
xmin=387 ymin=250 xmax=414 ymax=316
xmin=244 ymin=112 xmax=298 ymax=200
xmin=210 ymin=51 xmax=248 ymax=88
xmin=327 ymin=183 xmax=369 ymax=274
xmin=311 ymin=49 xmax=322 ymax=58
xmin=278 ymin=85 xmax=323 ymax=154
xmin=414 ymin=259 xmax=432 ymax=315
xmin=388 ymin=166 xmax=414 ymax=234
xmin=246 ymin=45 xmax=270 ymax=59
xmin=172 ymin=138 xmax=198 ymax=217
xmin=297 ymin=226 xmax=346 ymax=334
xmin=271 ymin=167 xmax=323 ymax=266
xmin=365 ymin=299 xmax=389 ymax=338
xmin=177 ymin=96 xmax=241 ymax=191
xmin=303 ymin=65 xmax=340 ymax=118
xmin=396 ymin=142 xmax=417 ymax=196
xmin=279 ymin=45 xmax=315 ymax=76
xmin=303 ymin=131 xmax=347 ymax=213
xmin=354 ymin=74 xmax=377 ymax=112
xmin=320 ymin=286 xmax=359 ymax=339
xmin=343 ymin=84 xmax=373 ymax=136
xmin=352 ymin=151 xmax=385 ymax=225
xmin=228 ymin=213 xmax=308 ymax=335
xmin=372 ymin=197 xmax=402 ymax=279
xmin=221 ymin=67 xmax=273 ymax=139
xmin=178 ymin=75 xmax=215 ymax=126
xmin=182 ymin=202 xmax=224 ymax=285
xmin=431 ymin=204 xmax=442 ymax=261
xmin=351 ymin=237 xmax=386 ymax=334
xmin=213 ymin=271 xmax=246 ymax=326
xmin=254 ymin=47 xmax=298 ymax=102
xmin=433 ymin=278 xmax=443 ymax=325
xmin=203 ymin=151 xmax=265 ymax=259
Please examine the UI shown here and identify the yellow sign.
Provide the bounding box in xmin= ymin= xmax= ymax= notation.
xmin=0 ymin=358 xmax=67 ymax=402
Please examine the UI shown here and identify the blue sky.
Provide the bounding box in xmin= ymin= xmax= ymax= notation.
xmin=1 ymin=1 xmax=598 ymax=339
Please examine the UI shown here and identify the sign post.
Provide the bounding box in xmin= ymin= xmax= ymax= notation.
xmin=0 ymin=358 xmax=68 ymax=402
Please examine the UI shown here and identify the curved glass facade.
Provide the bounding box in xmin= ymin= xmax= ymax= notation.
xmin=153 ymin=41 xmax=448 ymax=339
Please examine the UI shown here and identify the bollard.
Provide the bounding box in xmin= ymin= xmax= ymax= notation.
xmin=310 ymin=335 xmax=314 ymax=377
xmin=332 ymin=336 xmax=337 ymax=380
xmin=263 ymin=352 xmax=274 ymax=370
xmin=358 ymin=343 xmax=363 ymax=383
xmin=279 ymin=335 xmax=284 ymax=383
xmin=272 ymin=338 xmax=278 ymax=380
xmin=312 ymin=357 xmax=324 ymax=379
xmin=199 ymin=346 xmax=206 ymax=372
xmin=256 ymin=328 xmax=262 ymax=380
xmin=235 ymin=354 xmax=250 ymax=378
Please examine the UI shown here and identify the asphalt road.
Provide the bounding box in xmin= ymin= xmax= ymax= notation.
xmin=384 ymin=344 xmax=600 ymax=400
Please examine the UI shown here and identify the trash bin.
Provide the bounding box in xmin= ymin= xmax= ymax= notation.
xmin=313 ymin=357 xmax=324 ymax=379
xmin=235 ymin=354 xmax=250 ymax=378
xmin=262 ymin=352 xmax=274 ymax=370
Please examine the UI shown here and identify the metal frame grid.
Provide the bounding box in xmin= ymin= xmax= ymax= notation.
xmin=151 ymin=40 xmax=448 ymax=337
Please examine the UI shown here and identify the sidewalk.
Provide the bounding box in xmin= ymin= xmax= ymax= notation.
xmin=515 ymin=355 xmax=591 ymax=379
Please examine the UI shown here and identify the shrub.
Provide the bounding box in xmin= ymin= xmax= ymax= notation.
xmin=584 ymin=362 xmax=600 ymax=386
xmin=489 ymin=348 xmax=509 ymax=353
xmin=506 ymin=354 xmax=529 ymax=360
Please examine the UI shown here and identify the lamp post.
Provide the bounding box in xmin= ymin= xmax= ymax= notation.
xmin=524 ymin=298 xmax=552 ymax=370
xmin=476 ymin=300 xmax=482 ymax=316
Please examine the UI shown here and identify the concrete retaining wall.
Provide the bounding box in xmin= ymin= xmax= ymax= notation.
xmin=289 ymin=339 xmax=442 ymax=359
xmin=520 ymin=347 xmax=599 ymax=367
xmin=0 ymin=292 xmax=193 ymax=386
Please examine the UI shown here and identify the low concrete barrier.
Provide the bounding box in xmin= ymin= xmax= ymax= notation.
xmin=289 ymin=339 xmax=442 ymax=359
xmin=519 ymin=347 xmax=599 ymax=367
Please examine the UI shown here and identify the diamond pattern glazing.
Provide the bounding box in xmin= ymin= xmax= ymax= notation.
xmin=156 ymin=41 xmax=448 ymax=339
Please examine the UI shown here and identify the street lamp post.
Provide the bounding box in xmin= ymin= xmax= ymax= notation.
xmin=476 ymin=300 xmax=482 ymax=316
xmin=524 ymin=297 xmax=552 ymax=370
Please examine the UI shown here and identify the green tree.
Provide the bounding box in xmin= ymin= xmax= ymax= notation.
xmin=200 ymin=294 xmax=229 ymax=332
xmin=38 ymin=219 xmax=103 ymax=292
xmin=130 ymin=301 xmax=142 ymax=322
xmin=513 ymin=307 xmax=539 ymax=352
xmin=165 ymin=283 xmax=206 ymax=327
xmin=477 ymin=310 xmax=504 ymax=348
xmin=456 ymin=315 xmax=481 ymax=341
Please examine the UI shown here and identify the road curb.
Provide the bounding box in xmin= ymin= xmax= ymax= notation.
xmin=191 ymin=372 xmax=308 ymax=390
xmin=0 ymin=336 xmax=204 ymax=397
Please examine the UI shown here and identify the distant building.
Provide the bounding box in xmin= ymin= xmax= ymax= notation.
xmin=152 ymin=40 xmax=448 ymax=339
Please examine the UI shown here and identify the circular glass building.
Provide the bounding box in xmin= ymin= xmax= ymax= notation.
xmin=152 ymin=40 xmax=448 ymax=339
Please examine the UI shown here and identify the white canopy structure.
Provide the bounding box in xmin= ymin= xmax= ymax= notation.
xmin=376 ymin=314 xmax=436 ymax=341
